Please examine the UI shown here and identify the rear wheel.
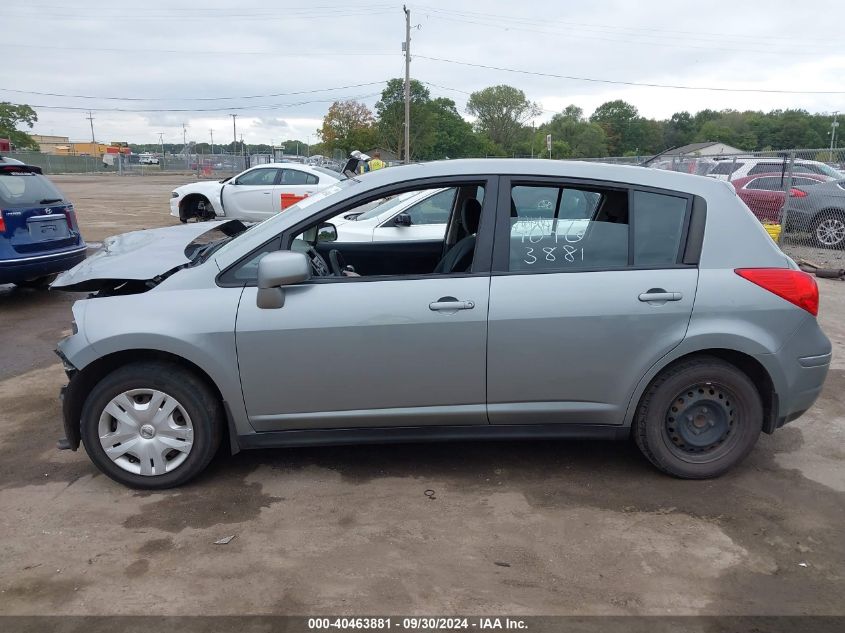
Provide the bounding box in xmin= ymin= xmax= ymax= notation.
xmin=634 ymin=356 xmax=762 ymax=478
xmin=812 ymin=210 xmax=845 ymax=249
xmin=80 ymin=361 xmax=223 ymax=489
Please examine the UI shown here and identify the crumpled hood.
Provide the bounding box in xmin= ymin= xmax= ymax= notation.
xmin=52 ymin=220 xmax=244 ymax=292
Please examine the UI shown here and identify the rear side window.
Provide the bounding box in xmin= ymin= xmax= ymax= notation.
xmin=0 ymin=170 xmax=65 ymax=207
xmin=632 ymin=191 xmax=687 ymax=266
xmin=281 ymin=169 xmax=309 ymax=185
xmin=508 ymin=184 xmax=628 ymax=272
xmin=235 ymin=168 xmax=278 ymax=186
xmin=746 ymin=177 xmax=785 ymax=191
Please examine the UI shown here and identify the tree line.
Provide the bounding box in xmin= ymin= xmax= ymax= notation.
xmin=2 ymin=89 xmax=838 ymax=160
xmin=317 ymin=80 xmax=840 ymax=160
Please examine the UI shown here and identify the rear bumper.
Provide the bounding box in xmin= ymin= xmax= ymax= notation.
xmin=762 ymin=316 xmax=832 ymax=429
xmin=0 ymin=245 xmax=87 ymax=284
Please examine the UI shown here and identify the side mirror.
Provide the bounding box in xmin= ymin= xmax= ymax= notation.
xmin=394 ymin=212 xmax=412 ymax=227
xmin=317 ymin=222 xmax=338 ymax=243
xmin=256 ymin=251 xmax=311 ymax=309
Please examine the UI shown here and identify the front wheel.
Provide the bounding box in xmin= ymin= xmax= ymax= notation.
xmin=80 ymin=361 xmax=224 ymax=489
xmin=634 ymin=356 xmax=762 ymax=479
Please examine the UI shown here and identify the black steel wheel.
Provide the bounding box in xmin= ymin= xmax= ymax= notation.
xmin=634 ymin=356 xmax=763 ymax=478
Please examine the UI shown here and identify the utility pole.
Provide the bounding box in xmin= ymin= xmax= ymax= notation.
xmin=85 ymin=111 xmax=96 ymax=143
xmin=230 ymin=114 xmax=238 ymax=156
xmin=831 ymin=111 xmax=839 ymax=161
xmin=158 ymin=132 xmax=164 ymax=157
xmin=209 ymin=129 xmax=214 ymax=155
xmin=182 ymin=123 xmax=188 ymax=152
xmin=403 ymin=5 xmax=411 ymax=164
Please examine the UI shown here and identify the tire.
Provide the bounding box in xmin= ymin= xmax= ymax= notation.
xmin=80 ymin=361 xmax=224 ymax=489
xmin=811 ymin=210 xmax=845 ymax=249
xmin=634 ymin=356 xmax=762 ymax=479
xmin=181 ymin=196 xmax=212 ymax=222
xmin=14 ymin=274 xmax=57 ymax=289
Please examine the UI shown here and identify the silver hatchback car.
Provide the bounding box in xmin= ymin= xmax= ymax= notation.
xmin=54 ymin=159 xmax=831 ymax=488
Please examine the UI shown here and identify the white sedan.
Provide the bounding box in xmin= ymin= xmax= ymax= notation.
xmin=330 ymin=187 xmax=454 ymax=242
xmin=170 ymin=163 xmax=342 ymax=223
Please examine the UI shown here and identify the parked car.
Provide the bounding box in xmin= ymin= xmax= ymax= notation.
xmin=138 ymin=153 xmax=160 ymax=165
xmin=0 ymin=157 xmax=86 ymax=287
xmin=170 ymin=163 xmax=342 ymax=223
xmin=54 ymin=159 xmax=829 ymax=488
xmin=709 ymin=156 xmax=844 ymax=182
xmin=780 ymin=179 xmax=845 ymax=248
xmin=330 ymin=188 xmax=453 ymax=242
xmin=731 ymin=172 xmax=831 ymax=222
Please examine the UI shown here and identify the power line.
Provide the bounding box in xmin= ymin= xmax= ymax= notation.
xmin=3 ymin=7 xmax=396 ymax=21
xmin=412 ymin=4 xmax=840 ymax=50
xmin=0 ymin=42 xmax=398 ymax=59
xmin=414 ymin=55 xmax=845 ymax=95
xmin=0 ymin=81 xmax=389 ymax=102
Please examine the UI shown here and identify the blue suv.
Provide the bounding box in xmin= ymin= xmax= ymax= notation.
xmin=0 ymin=157 xmax=86 ymax=287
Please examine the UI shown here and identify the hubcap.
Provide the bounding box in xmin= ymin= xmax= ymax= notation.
xmin=816 ymin=218 xmax=845 ymax=246
xmin=665 ymin=383 xmax=737 ymax=458
xmin=98 ymin=389 xmax=194 ymax=476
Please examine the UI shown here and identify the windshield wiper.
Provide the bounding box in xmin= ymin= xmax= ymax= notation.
xmin=39 ymin=198 xmax=63 ymax=204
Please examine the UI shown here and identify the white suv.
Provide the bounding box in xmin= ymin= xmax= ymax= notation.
xmin=709 ymin=157 xmax=844 ymax=182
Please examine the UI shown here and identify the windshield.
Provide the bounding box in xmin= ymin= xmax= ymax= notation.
xmin=816 ymin=163 xmax=845 ymax=179
xmin=0 ymin=170 xmax=65 ymax=207
xmin=356 ymin=191 xmax=420 ymax=221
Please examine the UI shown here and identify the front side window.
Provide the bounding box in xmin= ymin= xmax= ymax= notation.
xmin=235 ymin=168 xmax=278 ymax=186
xmin=508 ymin=185 xmax=627 ymax=272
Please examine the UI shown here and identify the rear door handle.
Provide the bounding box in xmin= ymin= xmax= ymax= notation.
xmin=638 ymin=289 xmax=683 ymax=302
xmin=429 ymin=296 xmax=475 ymax=311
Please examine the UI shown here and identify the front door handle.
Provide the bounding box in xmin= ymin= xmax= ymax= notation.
xmin=638 ymin=289 xmax=683 ymax=303
xmin=429 ymin=296 xmax=475 ymax=311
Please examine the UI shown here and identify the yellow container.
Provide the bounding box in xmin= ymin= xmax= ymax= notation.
xmin=763 ymin=223 xmax=781 ymax=242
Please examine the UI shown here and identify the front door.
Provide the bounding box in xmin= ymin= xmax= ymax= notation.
xmin=236 ymin=277 xmax=490 ymax=431
xmin=221 ymin=167 xmax=279 ymax=221
xmin=486 ymin=180 xmax=699 ymax=426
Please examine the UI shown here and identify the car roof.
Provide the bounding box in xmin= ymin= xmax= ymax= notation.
xmin=350 ymin=158 xmax=734 ymax=198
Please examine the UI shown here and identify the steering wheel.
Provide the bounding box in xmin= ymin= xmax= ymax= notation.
xmin=328 ymin=249 xmax=347 ymax=276
xmin=307 ymin=247 xmax=331 ymax=277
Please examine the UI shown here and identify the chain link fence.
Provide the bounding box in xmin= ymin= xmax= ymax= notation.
xmin=643 ymin=148 xmax=845 ymax=268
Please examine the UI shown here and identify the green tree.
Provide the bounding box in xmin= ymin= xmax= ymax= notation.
xmin=466 ymin=85 xmax=541 ymax=152
xmin=375 ymin=78 xmax=435 ymax=160
xmin=590 ymin=100 xmax=640 ymax=155
xmin=541 ymin=105 xmax=609 ymax=158
xmin=0 ymin=102 xmax=38 ymax=150
xmin=319 ymin=100 xmax=377 ymax=155
xmin=664 ymin=111 xmax=695 ymax=148
xmin=427 ymin=97 xmax=481 ymax=159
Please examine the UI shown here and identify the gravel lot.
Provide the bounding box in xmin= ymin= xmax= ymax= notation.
xmin=0 ymin=174 xmax=843 ymax=616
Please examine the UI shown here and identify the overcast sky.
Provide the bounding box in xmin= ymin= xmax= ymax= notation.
xmin=3 ymin=0 xmax=844 ymax=146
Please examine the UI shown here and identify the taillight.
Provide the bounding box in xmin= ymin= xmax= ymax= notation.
xmin=0 ymin=211 xmax=5 ymax=233
xmin=63 ymin=207 xmax=75 ymax=230
xmin=735 ymin=268 xmax=819 ymax=316
xmin=789 ymin=188 xmax=807 ymax=198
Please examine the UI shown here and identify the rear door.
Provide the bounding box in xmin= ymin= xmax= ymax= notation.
xmin=741 ymin=177 xmax=785 ymax=222
xmin=272 ymin=168 xmax=320 ymax=212
xmin=486 ymin=178 xmax=700 ymax=426
xmin=221 ymin=167 xmax=279 ymax=221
